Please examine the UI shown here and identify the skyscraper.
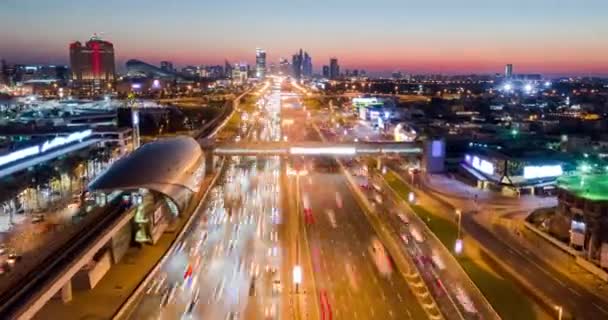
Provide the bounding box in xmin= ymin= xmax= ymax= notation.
xmin=224 ymin=60 xmax=233 ymax=78
xmin=69 ymin=34 xmax=115 ymax=92
xmin=322 ymin=65 xmax=330 ymax=78
xmin=505 ymin=64 xmax=513 ymax=78
xmin=255 ymin=48 xmax=267 ymax=79
xmin=303 ymin=52 xmax=313 ymax=77
xmin=279 ymin=58 xmax=291 ymax=75
xmin=291 ymin=49 xmax=313 ymax=79
xmin=292 ymin=49 xmax=303 ymax=79
xmin=329 ymin=58 xmax=340 ymax=80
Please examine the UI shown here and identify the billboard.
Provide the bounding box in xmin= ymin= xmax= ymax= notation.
xmin=523 ymin=165 xmax=563 ymax=180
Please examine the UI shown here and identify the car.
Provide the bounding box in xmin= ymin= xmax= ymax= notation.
xmin=6 ymin=252 xmax=21 ymax=265
xmin=32 ymin=214 xmax=45 ymax=223
xmin=398 ymin=213 xmax=409 ymax=224
xmin=67 ymin=202 xmax=80 ymax=209
xmin=374 ymin=193 xmax=383 ymax=204
xmin=272 ymin=279 xmax=282 ymax=294
xmin=184 ymin=287 xmax=200 ymax=315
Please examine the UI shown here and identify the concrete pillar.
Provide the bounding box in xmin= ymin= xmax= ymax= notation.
xmin=61 ymin=280 xmax=72 ymax=303
xmin=205 ymin=152 xmax=216 ymax=175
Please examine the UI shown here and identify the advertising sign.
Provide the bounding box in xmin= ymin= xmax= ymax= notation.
xmin=523 ymin=165 xmax=563 ymax=180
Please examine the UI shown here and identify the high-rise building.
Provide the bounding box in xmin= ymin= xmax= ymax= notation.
xmin=322 ymin=65 xmax=330 ymax=78
xmin=160 ymin=61 xmax=174 ymax=73
xmin=69 ymin=34 xmax=116 ymax=92
xmin=291 ymin=49 xmax=313 ymax=79
xmin=292 ymin=49 xmax=303 ymax=79
xmin=224 ymin=60 xmax=234 ymax=78
xmin=255 ymin=48 xmax=267 ymax=79
xmin=232 ymin=63 xmax=249 ymax=84
xmin=505 ymin=64 xmax=513 ymax=78
xmin=329 ymin=58 xmax=340 ymax=80
xmin=303 ymin=52 xmax=313 ymax=78
xmin=279 ymin=58 xmax=291 ymax=75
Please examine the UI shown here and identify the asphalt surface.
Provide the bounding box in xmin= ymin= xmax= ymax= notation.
xmin=301 ymin=170 xmax=428 ymax=320
xmin=127 ymin=82 xmax=284 ymax=320
xmin=391 ymin=165 xmax=608 ymax=320
xmin=283 ymin=85 xmax=428 ymax=320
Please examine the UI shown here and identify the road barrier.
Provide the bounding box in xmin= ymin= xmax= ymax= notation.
xmin=383 ymin=169 xmax=500 ymax=320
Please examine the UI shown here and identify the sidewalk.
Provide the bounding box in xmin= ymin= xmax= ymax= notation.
xmin=34 ymin=175 xmax=217 ymax=320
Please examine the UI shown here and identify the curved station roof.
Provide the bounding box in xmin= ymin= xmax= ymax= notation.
xmin=88 ymin=136 xmax=204 ymax=212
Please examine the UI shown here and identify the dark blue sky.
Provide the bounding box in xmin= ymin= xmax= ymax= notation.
xmin=1 ymin=0 xmax=607 ymax=75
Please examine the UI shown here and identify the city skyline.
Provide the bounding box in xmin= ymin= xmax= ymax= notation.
xmin=1 ymin=0 xmax=608 ymax=76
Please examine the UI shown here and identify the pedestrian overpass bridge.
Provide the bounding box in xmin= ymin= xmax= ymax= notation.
xmin=208 ymin=141 xmax=423 ymax=156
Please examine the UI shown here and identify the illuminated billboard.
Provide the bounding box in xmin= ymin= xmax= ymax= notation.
xmin=523 ymin=165 xmax=563 ymax=180
xmin=352 ymin=97 xmax=383 ymax=108
xmin=465 ymin=154 xmax=494 ymax=175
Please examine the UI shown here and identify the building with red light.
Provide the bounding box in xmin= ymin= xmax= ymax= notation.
xmin=69 ymin=35 xmax=115 ymax=94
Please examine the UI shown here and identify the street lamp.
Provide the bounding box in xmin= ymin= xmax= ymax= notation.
xmin=293 ymin=265 xmax=302 ymax=294
xmin=454 ymin=209 xmax=463 ymax=254
xmin=554 ymin=305 xmax=563 ymax=320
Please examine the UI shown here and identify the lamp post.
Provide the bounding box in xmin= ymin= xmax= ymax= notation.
xmin=554 ymin=305 xmax=563 ymax=320
xmin=454 ymin=209 xmax=463 ymax=254
xmin=293 ymin=265 xmax=302 ymax=294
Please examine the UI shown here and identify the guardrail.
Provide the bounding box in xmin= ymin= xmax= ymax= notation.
xmin=0 ymin=196 xmax=129 ymax=318
xmin=383 ymin=169 xmax=501 ymax=320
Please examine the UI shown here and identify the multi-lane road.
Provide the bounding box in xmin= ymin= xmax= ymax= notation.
xmin=282 ymin=88 xmax=431 ymax=320
xmin=127 ymin=82 xmax=284 ymax=320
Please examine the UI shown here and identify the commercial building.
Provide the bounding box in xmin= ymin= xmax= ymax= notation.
xmin=69 ymin=35 xmax=116 ymax=94
xmin=255 ymin=48 xmax=267 ymax=79
xmin=505 ymin=64 xmax=513 ymax=78
xmin=125 ymin=59 xmax=178 ymax=79
xmin=291 ymin=49 xmax=313 ymax=79
xmin=322 ymin=65 xmax=330 ymax=78
xmin=330 ymin=58 xmax=340 ymax=80
xmin=556 ymin=174 xmax=608 ymax=269
xmin=232 ymin=63 xmax=249 ymax=84
xmin=461 ymin=144 xmax=571 ymax=194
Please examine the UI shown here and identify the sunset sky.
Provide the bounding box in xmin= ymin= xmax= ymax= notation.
xmin=1 ymin=0 xmax=607 ymax=76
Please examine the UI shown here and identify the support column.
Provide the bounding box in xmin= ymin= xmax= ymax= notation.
xmin=205 ymin=151 xmax=217 ymax=175
xmin=61 ymin=280 xmax=72 ymax=303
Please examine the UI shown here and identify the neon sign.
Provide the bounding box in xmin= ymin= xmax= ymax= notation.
xmin=0 ymin=146 xmax=40 ymax=167
xmin=0 ymin=130 xmax=93 ymax=168
xmin=467 ymin=155 xmax=494 ymax=175
xmin=41 ymin=130 xmax=92 ymax=153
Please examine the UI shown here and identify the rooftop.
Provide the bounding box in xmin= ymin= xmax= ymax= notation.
xmin=558 ymin=174 xmax=608 ymax=201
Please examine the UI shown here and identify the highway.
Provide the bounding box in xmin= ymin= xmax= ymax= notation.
xmin=282 ymin=84 xmax=430 ymax=320
xmin=300 ymin=169 xmax=427 ymax=320
xmin=127 ymin=81 xmax=284 ymax=320
xmin=387 ymin=164 xmax=608 ymax=319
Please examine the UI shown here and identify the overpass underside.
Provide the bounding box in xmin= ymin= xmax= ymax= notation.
xmin=212 ymin=142 xmax=422 ymax=156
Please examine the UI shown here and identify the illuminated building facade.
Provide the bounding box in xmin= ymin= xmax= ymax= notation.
xmin=255 ymin=48 xmax=266 ymax=79
xmin=69 ymin=35 xmax=116 ymax=94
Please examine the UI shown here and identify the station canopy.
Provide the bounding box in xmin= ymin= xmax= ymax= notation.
xmin=88 ymin=136 xmax=204 ymax=212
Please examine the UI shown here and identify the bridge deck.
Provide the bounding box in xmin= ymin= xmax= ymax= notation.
xmin=210 ymin=141 xmax=422 ymax=155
